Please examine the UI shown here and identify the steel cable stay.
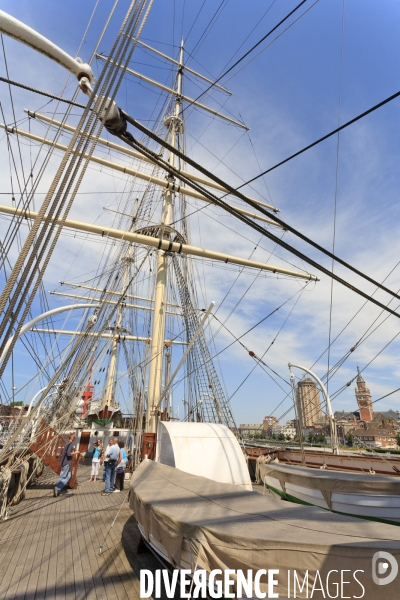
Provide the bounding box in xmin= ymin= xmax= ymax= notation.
xmin=0 ymin=326 xmax=90 ymax=460
xmin=213 ymin=0 xmax=278 ymax=82
xmin=188 ymin=0 xmax=229 ymax=62
xmin=0 ymin=1 xmax=154 ymax=377
xmin=225 ymin=294 xmax=306 ymax=403
xmin=0 ymin=2 xmax=101 ymax=272
xmin=171 ymin=254 xmax=236 ymax=427
xmin=0 ymin=316 xmax=87 ymax=407
xmin=327 ymin=0 xmax=345 ymax=399
xmin=270 ymin=257 xmax=399 ymax=413
xmin=120 ymin=112 xmax=400 ymax=308
xmin=307 ymin=275 xmax=400 ymax=397
xmin=0 ymin=245 xmax=152 ymax=457
xmin=0 ymin=134 xmax=65 ymax=380
xmin=183 ymin=0 xmax=309 ymax=110
xmin=4 ymin=77 xmax=400 ymax=308
xmin=316 ymin=282 xmax=400 ymax=383
xmin=260 ymin=375 xmax=397 ymax=476
xmin=164 ymin=284 xmax=307 ymax=405
xmin=330 ymin=328 xmax=400 ymax=402
xmin=222 ymin=0 xmax=321 ymax=89
xmin=114 ymin=126 xmax=400 ymax=328
xmin=3 ymin=79 xmax=400 ymax=398
xmin=2 ymin=5 xmax=400 ymax=472
xmin=0 ymin=241 xmax=56 ymax=380
xmin=1 ymin=1 xmax=141 ymax=332
xmin=172 ymin=200 xmax=304 ymax=276
xmin=267 ymin=323 xmax=400 ymax=440
xmin=267 ymin=397 xmax=389 ymax=476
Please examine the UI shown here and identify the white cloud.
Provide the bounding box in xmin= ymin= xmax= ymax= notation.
xmin=1 ymin=1 xmax=400 ymax=425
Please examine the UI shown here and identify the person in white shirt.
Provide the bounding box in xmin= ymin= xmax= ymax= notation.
xmin=102 ymin=439 xmax=112 ymax=482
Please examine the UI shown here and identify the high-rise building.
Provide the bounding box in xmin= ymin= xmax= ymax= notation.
xmin=355 ymin=367 xmax=374 ymax=422
xmin=263 ymin=416 xmax=278 ymax=431
xmin=296 ymin=378 xmax=322 ymax=427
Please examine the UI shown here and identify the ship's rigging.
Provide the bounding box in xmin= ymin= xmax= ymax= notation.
xmin=0 ymin=1 xmax=312 ymax=463
xmin=0 ymin=0 xmax=400 ymax=479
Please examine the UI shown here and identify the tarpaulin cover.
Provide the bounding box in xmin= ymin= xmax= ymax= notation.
xmin=260 ymin=462 xmax=400 ymax=495
xmin=130 ymin=459 xmax=400 ymax=599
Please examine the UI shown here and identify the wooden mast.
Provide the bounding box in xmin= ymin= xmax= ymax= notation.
xmin=146 ymin=42 xmax=184 ymax=434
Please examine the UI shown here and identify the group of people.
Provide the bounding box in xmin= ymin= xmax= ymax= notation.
xmin=89 ymin=436 xmax=129 ymax=495
xmin=54 ymin=433 xmax=129 ymax=497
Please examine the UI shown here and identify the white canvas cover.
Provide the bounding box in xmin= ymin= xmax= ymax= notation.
xmin=130 ymin=460 xmax=400 ymax=599
xmin=260 ymin=462 xmax=400 ymax=496
xmin=156 ymin=421 xmax=252 ymax=489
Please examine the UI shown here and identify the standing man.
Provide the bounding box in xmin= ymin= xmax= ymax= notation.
xmin=102 ymin=437 xmax=119 ymax=495
xmin=102 ymin=438 xmax=112 ymax=483
xmin=54 ymin=432 xmax=80 ymax=497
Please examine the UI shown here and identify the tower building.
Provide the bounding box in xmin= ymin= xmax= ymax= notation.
xmin=296 ymin=378 xmax=322 ymax=427
xmin=355 ymin=367 xmax=374 ymax=422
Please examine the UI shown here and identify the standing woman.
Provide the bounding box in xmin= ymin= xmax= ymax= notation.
xmin=114 ymin=440 xmax=127 ymax=492
xmin=89 ymin=439 xmax=103 ymax=482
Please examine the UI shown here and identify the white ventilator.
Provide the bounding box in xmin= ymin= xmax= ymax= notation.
xmin=0 ymin=10 xmax=93 ymax=83
xmin=0 ymin=10 xmax=124 ymax=135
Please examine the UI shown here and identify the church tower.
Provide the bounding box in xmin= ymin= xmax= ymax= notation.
xmin=355 ymin=367 xmax=373 ymax=422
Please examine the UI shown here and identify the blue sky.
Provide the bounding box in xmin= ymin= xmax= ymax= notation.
xmin=1 ymin=0 xmax=400 ymax=425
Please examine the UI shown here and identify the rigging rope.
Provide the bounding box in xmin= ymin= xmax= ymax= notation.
xmin=121 ymin=113 xmax=400 ymax=306
xmin=183 ymin=0 xmax=308 ymax=109
xmin=327 ymin=0 xmax=345 ymax=397
xmin=0 ymin=0 xmax=153 ymax=379
xmin=3 ymin=77 xmax=400 ymax=310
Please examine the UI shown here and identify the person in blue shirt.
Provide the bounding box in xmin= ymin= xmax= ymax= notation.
xmin=89 ymin=439 xmax=103 ymax=482
xmin=102 ymin=437 xmax=119 ymax=495
xmin=54 ymin=433 xmax=80 ymax=497
xmin=114 ymin=440 xmax=128 ymax=492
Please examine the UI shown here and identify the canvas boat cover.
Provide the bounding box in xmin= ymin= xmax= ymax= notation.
xmin=260 ymin=462 xmax=400 ymax=496
xmin=130 ymin=459 xmax=400 ymax=599
xmin=156 ymin=421 xmax=252 ymax=489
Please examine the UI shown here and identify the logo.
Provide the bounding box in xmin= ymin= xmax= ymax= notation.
xmin=372 ymin=551 xmax=398 ymax=586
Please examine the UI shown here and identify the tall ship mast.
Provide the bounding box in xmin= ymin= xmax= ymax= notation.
xmin=0 ymin=4 xmax=316 ymax=471
xmin=1 ymin=6 xmax=400 ymax=597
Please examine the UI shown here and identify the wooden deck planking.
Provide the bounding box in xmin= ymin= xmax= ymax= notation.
xmin=0 ymin=461 xmax=174 ymax=600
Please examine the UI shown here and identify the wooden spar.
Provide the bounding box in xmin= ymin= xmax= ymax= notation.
xmin=0 ymin=203 xmax=318 ymax=280
xmin=49 ymin=290 xmax=183 ymax=315
xmin=57 ymin=281 xmax=183 ymax=307
xmin=30 ymin=328 xmax=187 ymax=344
xmin=95 ymin=54 xmax=249 ymax=130
xmin=24 ymin=110 xmax=277 ymax=212
xmin=1 ymin=124 xmax=280 ymax=227
xmin=134 ymin=39 xmax=231 ymax=94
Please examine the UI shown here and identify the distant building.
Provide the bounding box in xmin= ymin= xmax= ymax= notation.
xmin=263 ymin=416 xmax=278 ymax=432
xmin=352 ymin=427 xmax=397 ymax=449
xmin=355 ymin=367 xmax=374 ymax=422
xmin=333 ymin=410 xmax=358 ymax=441
xmin=296 ymin=378 xmax=322 ymax=427
xmin=366 ymin=414 xmax=396 ymax=432
xmin=0 ymin=404 xmax=28 ymax=417
xmin=270 ymin=425 xmax=283 ymax=436
xmin=282 ymin=425 xmax=297 ymax=439
xmin=239 ymin=423 xmax=264 ymax=437
xmin=374 ymin=409 xmax=400 ymax=422
xmin=270 ymin=424 xmax=296 ymax=439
